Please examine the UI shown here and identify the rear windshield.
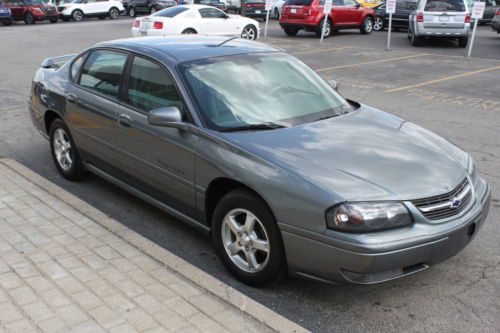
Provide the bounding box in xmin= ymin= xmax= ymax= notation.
xmin=285 ymin=0 xmax=313 ymax=5
xmin=153 ymin=6 xmax=189 ymax=16
xmin=424 ymin=0 xmax=466 ymax=11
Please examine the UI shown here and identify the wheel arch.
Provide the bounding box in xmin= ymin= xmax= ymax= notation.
xmin=204 ymin=177 xmax=277 ymax=230
xmin=44 ymin=110 xmax=63 ymax=135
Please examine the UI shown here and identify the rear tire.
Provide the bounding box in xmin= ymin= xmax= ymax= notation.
xmin=411 ymin=30 xmax=421 ymax=46
xmin=373 ymin=16 xmax=384 ymax=31
xmin=128 ymin=7 xmax=136 ymax=17
xmin=49 ymin=17 xmax=58 ymax=23
xmin=181 ymin=28 xmax=197 ymax=34
xmin=212 ymin=189 xmax=286 ymax=287
xmin=274 ymin=7 xmax=279 ymax=19
xmin=458 ymin=37 xmax=468 ymax=48
xmin=49 ymin=118 xmax=86 ymax=181
xmin=315 ymin=18 xmax=332 ymax=38
xmin=283 ymin=27 xmax=298 ymax=36
xmin=24 ymin=12 xmax=35 ymax=24
xmin=360 ymin=16 xmax=373 ymax=34
xmin=109 ymin=7 xmax=119 ymax=19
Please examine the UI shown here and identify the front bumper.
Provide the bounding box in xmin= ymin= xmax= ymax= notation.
xmin=0 ymin=15 xmax=12 ymax=22
xmin=282 ymin=181 xmax=491 ymax=284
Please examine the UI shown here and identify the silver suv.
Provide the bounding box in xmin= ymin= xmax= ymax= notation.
xmin=408 ymin=0 xmax=471 ymax=47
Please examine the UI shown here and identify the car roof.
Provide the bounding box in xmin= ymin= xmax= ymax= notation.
xmin=94 ymin=36 xmax=282 ymax=63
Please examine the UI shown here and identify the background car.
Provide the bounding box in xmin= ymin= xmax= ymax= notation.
xmin=5 ymin=0 xmax=58 ymax=24
xmin=0 ymin=0 xmax=13 ymax=25
xmin=467 ymin=0 xmax=498 ymax=24
xmin=132 ymin=5 xmax=259 ymax=39
xmin=279 ymin=0 xmax=375 ymax=38
xmin=127 ymin=0 xmax=176 ymax=17
xmin=190 ymin=0 xmax=227 ymax=11
xmin=58 ymin=0 xmax=124 ymax=22
xmin=373 ymin=0 xmax=416 ymax=31
xmin=408 ymin=0 xmax=470 ymax=47
xmin=492 ymin=7 xmax=499 ymax=31
xmin=271 ymin=0 xmax=284 ymax=18
xmin=240 ymin=0 xmax=266 ymax=20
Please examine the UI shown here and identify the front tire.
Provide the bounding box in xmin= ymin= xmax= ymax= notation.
xmin=360 ymin=16 xmax=373 ymax=34
xmin=274 ymin=7 xmax=279 ymax=19
xmin=128 ymin=7 xmax=136 ymax=17
xmin=49 ymin=118 xmax=86 ymax=181
xmin=109 ymin=7 xmax=119 ymax=19
xmin=24 ymin=12 xmax=35 ymax=24
xmin=316 ymin=18 xmax=332 ymax=38
xmin=71 ymin=9 xmax=83 ymax=22
xmin=212 ymin=190 xmax=286 ymax=287
xmin=241 ymin=24 xmax=257 ymax=40
xmin=2 ymin=20 xmax=12 ymax=26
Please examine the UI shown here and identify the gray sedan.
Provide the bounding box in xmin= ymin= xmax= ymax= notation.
xmin=29 ymin=36 xmax=491 ymax=286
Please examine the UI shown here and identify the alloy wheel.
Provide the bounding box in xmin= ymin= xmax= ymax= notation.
xmin=73 ymin=10 xmax=83 ymax=21
xmin=221 ymin=208 xmax=270 ymax=273
xmin=110 ymin=8 xmax=119 ymax=19
xmin=129 ymin=7 xmax=135 ymax=16
xmin=374 ymin=17 xmax=383 ymax=31
xmin=241 ymin=26 xmax=256 ymax=40
xmin=53 ymin=128 xmax=73 ymax=171
xmin=364 ymin=17 xmax=373 ymax=33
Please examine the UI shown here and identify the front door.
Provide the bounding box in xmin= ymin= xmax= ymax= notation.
xmin=331 ymin=0 xmax=351 ymax=26
xmin=112 ymin=55 xmax=198 ymax=218
xmin=199 ymin=7 xmax=235 ymax=34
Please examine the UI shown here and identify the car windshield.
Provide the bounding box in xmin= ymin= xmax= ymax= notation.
xmin=424 ymin=0 xmax=466 ymax=11
xmin=71 ymin=0 xmax=85 ymax=3
xmin=180 ymin=53 xmax=351 ymax=131
xmin=153 ymin=6 xmax=189 ymax=16
xmin=24 ymin=0 xmax=46 ymax=4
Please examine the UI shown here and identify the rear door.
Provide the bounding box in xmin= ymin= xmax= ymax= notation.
xmin=112 ymin=55 xmax=198 ymax=218
xmin=66 ymin=49 xmax=128 ymax=171
xmin=423 ymin=0 xmax=467 ymax=28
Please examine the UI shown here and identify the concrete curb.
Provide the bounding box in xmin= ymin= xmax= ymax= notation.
xmin=0 ymin=158 xmax=309 ymax=333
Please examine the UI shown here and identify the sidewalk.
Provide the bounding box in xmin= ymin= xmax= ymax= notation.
xmin=0 ymin=159 xmax=307 ymax=333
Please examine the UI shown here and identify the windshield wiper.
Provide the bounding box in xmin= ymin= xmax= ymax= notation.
xmin=220 ymin=123 xmax=286 ymax=132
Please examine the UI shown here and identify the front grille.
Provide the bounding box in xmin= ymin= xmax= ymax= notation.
xmin=412 ymin=178 xmax=473 ymax=220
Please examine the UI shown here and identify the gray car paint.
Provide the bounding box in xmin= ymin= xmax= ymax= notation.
xmin=29 ymin=36 xmax=491 ymax=284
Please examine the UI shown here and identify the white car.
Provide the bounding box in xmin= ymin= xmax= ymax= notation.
xmin=131 ymin=5 xmax=260 ymax=39
xmin=270 ymin=0 xmax=284 ymax=19
xmin=59 ymin=0 xmax=125 ymax=22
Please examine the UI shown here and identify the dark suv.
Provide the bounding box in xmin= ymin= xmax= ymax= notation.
xmin=0 ymin=0 xmax=13 ymax=25
xmin=240 ymin=0 xmax=266 ymax=19
xmin=373 ymin=0 xmax=416 ymax=31
xmin=193 ymin=0 xmax=227 ymax=11
xmin=127 ymin=0 xmax=176 ymax=17
xmin=279 ymin=0 xmax=375 ymax=37
xmin=5 ymin=0 xmax=58 ymax=24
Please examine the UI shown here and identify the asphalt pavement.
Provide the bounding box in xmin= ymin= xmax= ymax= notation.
xmin=0 ymin=17 xmax=499 ymax=332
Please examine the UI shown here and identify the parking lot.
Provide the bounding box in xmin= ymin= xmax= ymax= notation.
xmin=1 ymin=17 xmax=499 ymax=332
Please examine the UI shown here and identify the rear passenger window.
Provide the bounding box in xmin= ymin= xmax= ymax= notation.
xmin=424 ymin=0 xmax=466 ymax=11
xmin=126 ymin=56 xmax=183 ymax=112
xmin=79 ymin=50 xmax=128 ymax=99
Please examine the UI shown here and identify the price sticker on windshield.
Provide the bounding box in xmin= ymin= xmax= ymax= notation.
xmin=386 ymin=0 xmax=396 ymax=13
xmin=265 ymin=0 xmax=273 ymax=11
xmin=471 ymin=1 xmax=485 ymax=18
xmin=323 ymin=0 xmax=333 ymax=14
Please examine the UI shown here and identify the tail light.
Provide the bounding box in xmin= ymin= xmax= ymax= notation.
xmin=133 ymin=20 xmax=140 ymax=28
xmin=417 ymin=13 xmax=423 ymax=22
xmin=496 ymin=8 xmax=500 ymax=15
xmin=465 ymin=14 xmax=471 ymax=23
xmin=153 ymin=21 xmax=163 ymax=29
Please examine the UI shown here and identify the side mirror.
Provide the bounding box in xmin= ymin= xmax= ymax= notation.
xmin=148 ymin=107 xmax=182 ymax=127
xmin=354 ymin=2 xmax=361 ymax=8
xmin=327 ymin=79 xmax=339 ymax=92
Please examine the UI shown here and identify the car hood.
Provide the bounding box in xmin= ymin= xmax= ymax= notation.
xmin=220 ymin=106 xmax=468 ymax=201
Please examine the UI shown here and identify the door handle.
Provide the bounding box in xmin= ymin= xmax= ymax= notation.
xmin=66 ymin=94 xmax=77 ymax=104
xmin=117 ymin=114 xmax=132 ymax=128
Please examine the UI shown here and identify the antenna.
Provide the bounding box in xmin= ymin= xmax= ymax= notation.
xmin=213 ymin=36 xmax=240 ymax=47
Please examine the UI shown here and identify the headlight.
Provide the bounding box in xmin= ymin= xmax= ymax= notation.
xmin=467 ymin=156 xmax=478 ymax=182
xmin=325 ymin=202 xmax=412 ymax=232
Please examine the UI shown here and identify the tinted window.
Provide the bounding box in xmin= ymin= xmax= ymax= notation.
xmin=153 ymin=6 xmax=189 ymax=16
xmin=424 ymin=0 xmax=466 ymax=11
xmin=127 ymin=57 xmax=182 ymax=112
xmin=333 ymin=0 xmax=343 ymax=5
xmin=70 ymin=54 xmax=85 ymax=81
xmin=79 ymin=50 xmax=127 ymax=99
xmin=199 ymin=7 xmax=226 ymax=17
xmin=343 ymin=0 xmax=356 ymax=5
xmin=285 ymin=0 xmax=313 ymax=5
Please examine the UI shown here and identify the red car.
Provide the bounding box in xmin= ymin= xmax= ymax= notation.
xmin=279 ymin=0 xmax=374 ymax=37
xmin=5 ymin=0 xmax=58 ymax=24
